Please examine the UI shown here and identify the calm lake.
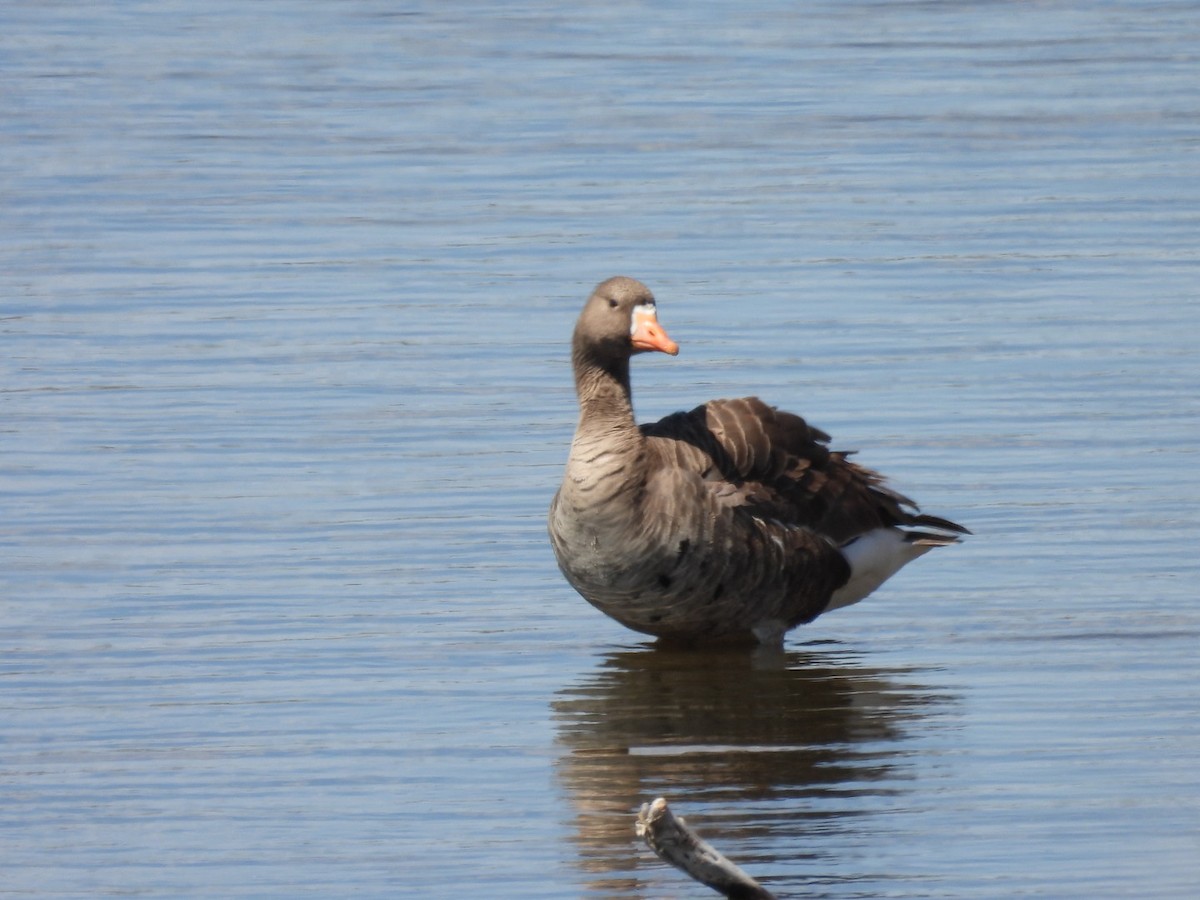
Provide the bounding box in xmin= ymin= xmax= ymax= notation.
xmin=3 ymin=1 xmax=1198 ymax=897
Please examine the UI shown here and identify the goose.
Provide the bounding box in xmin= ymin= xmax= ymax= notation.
xmin=548 ymin=276 xmax=969 ymax=646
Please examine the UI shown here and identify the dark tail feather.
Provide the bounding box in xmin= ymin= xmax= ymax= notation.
xmin=901 ymin=512 xmax=971 ymax=547
xmin=909 ymin=512 xmax=972 ymax=536
xmin=903 ymin=530 xmax=964 ymax=547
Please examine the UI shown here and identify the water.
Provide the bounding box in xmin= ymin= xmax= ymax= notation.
xmin=3 ymin=1 xmax=1198 ymax=897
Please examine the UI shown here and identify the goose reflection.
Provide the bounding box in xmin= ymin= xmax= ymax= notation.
xmin=553 ymin=643 xmax=952 ymax=895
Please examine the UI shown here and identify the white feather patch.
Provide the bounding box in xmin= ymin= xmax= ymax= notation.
xmin=827 ymin=528 xmax=933 ymax=612
xmin=631 ymin=303 xmax=656 ymax=334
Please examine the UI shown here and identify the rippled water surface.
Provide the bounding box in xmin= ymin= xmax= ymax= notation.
xmin=3 ymin=2 xmax=1198 ymax=897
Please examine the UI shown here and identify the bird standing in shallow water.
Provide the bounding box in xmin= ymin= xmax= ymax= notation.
xmin=548 ymin=276 xmax=969 ymax=646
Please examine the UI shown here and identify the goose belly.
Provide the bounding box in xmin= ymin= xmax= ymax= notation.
xmin=550 ymin=522 xmax=810 ymax=642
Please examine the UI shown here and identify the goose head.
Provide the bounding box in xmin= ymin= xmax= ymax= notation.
xmin=573 ymin=276 xmax=679 ymax=367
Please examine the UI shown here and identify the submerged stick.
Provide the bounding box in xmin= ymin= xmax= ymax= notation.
xmin=636 ymin=797 xmax=776 ymax=899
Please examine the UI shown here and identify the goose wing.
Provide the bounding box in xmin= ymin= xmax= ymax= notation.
xmin=642 ymin=396 xmax=966 ymax=544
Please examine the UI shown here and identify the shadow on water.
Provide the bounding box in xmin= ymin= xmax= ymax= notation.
xmin=553 ymin=642 xmax=955 ymax=896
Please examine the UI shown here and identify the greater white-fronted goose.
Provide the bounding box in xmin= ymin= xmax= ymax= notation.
xmin=548 ymin=276 xmax=969 ymax=645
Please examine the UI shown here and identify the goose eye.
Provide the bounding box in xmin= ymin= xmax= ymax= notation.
xmin=608 ymin=298 xmax=619 ymax=309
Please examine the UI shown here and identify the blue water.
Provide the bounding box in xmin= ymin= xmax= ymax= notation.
xmin=3 ymin=2 xmax=1198 ymax=897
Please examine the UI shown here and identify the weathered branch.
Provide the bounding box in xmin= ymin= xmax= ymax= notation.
xmin=636 ymin=797 xmax=776 ymax=899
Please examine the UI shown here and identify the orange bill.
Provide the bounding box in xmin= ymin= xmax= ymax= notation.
xmin=630 ymin=304 xmax=679 ymax=355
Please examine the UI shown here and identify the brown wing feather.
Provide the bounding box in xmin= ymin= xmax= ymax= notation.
xmin=642 ymin=396 xmax=962 ymax=544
